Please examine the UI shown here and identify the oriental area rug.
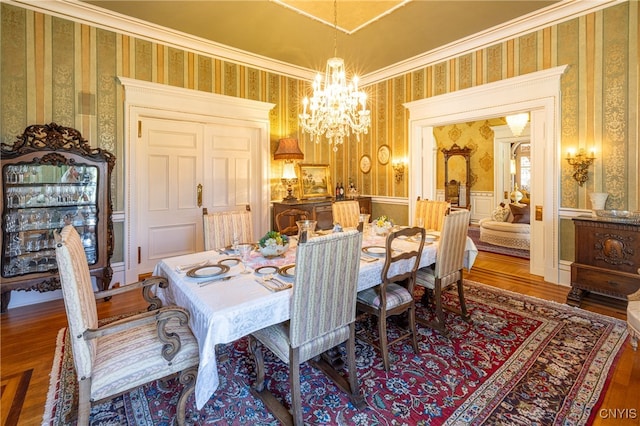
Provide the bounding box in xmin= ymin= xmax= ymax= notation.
xmin=43 ymin=280 xmax=627 ymax=425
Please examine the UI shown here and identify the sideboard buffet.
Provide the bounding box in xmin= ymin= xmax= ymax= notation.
xmin=568 ymin=215 xmax=640 ymax=308
xmin=1 ymin=123 xmax=115 ymax=312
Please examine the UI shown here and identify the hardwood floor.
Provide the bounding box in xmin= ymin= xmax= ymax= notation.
xmin=2 ymin=251 xmax=639 ymax=425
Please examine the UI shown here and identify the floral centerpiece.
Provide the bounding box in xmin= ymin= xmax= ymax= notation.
xmin=373 ymin=215 xmax=394 ymax=236
xmin=258 ymin=231 xmax=290 ymax=258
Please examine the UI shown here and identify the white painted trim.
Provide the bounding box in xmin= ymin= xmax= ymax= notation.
xmin=7 ymin=0 xmax=622 ymax=84
xmin=119 ymin=77 xmax=274 ymax=284
xmin=405 ymin=66 xmax=567 ymax=284
xmin=369 ymin=196 xmax=408 ymax=206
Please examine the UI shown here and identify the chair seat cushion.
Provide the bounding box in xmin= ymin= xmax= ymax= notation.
xmin=252 ymin=321 xmax=350 ymax=363
xmin=357 ymin=283 xmax=413 ymax=310
xmin=628 ymin=300 xmax=640 ymax=334
xmin=91 ymin=318 xmax=199 ymax=402
xmin=415 ymin=267 xmax=461 ymax=289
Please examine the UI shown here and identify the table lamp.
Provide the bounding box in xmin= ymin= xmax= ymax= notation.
xmin=274 ymin=138 xmax=304 ymax=201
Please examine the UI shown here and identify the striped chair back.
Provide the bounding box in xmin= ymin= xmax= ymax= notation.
xmin=203 ymin=206 xmax=253 ymax=250
xmin=55 ymin=225 xmax=99 ymax=379
xmin=434 ymin=209 xmax=470 ymax=278
xmin=332 ymin=200 xmax=361 ymax=228
xmin=414 ymin=199 xmax=450 ymax=231
xmin=290 ymin=230 xmax=362 ymax=348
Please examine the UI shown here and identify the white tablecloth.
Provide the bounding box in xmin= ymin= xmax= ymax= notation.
xmin=153 ymin=232 xmax=477 ymax=409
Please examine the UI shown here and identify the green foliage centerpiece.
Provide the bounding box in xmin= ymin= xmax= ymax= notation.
xmin=258 ymin=231 xmax=290 ymax=258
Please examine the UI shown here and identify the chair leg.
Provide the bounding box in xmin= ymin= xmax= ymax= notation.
xmin=248 ymin=336 xmax=266 ymax=392
xmin=433 ymin=279 xmax=446 ymax=333
xmin=176 ymin=366 xmax=198 ymax=426
xmin=378 ymin=312 xmax=390 ymax=372
xmin=77 ymin=378 xmax=91 ymax=426
xmin=346 ymin=324 xmax=366 ymax=408
xmin=289 ymin=348 xmax=303 ymax=425
xmin=456 ymin=276 xmax=470 ymax=321
xmin=408 ymin=303 xmax=418 ymax=353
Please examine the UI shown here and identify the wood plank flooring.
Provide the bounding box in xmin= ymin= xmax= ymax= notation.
xmin=2 ymin=251 xmax=639 ymax=425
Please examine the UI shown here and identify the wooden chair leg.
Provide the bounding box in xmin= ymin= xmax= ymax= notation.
xmin=248 ymin=336 xmax=266 ymax=392
xmin=456 ymin=275 xmax=470 ymax=321
xmin=346 ymin=324 xmax=366 ymax=408
xmin=77 ymin=378 xmax=91 ymax=426
xmin=408 ymin=304 xmax=418 ymax=353
xmin=378 ymin=312 xmax=390 ymax=371
xmin=289 ymin=348 xmax=303 ymax=425
xmin=176 ymin=366 xmax=198 ymax=426
xmin=433 ymin=279 xmax=446 ymax=333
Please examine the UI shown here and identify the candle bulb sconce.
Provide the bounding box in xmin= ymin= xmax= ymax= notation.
xmin=566 ymin=148 xmax=596 ymax=186
xmin=392 ymin=160 xmax=406 ymax=183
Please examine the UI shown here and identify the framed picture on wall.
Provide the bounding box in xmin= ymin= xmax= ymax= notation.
xmin=298 ymin=163 xmax=332 ymax=199
xmin=377 ymin=145 xmax=391 ymax=165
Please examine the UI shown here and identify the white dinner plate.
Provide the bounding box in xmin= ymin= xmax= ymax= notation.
xmin=424 ymin=235 xmax=438 ymax=242
xmin=279 ymin=264 xmax=295 ymax=278
xmin=187 ymin=264 xmax=230 ymax=278
xmin=362 ymin=246 xmax=386 ymax=257
xmin=218 ymin=258 xmax=240 ymax=267
xmin=255 ymin=265 xmax=279 ymax=275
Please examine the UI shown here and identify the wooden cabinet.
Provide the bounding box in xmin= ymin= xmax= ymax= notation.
xmin=1 ymin=123 xmax=115 ymax=312
xmin=272 ymin=197 xmax=372 ymax=235
xmin=568 ymin=216 xmax=640 ymax=308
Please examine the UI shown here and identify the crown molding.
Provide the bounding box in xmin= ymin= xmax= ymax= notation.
xmin=361 ymin=0 xmax=625 ymax=85
xmin=6 ymin=0 xmax=625 ymax=85
xmin=5 ymin=0 xmax=317 ymax=81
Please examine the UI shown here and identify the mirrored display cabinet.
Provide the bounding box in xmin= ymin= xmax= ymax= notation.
xmin=1 ymin=123 xmax=115 ymax=312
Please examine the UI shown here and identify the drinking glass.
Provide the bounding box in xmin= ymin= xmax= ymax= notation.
xmin=417 ymin=218 xmax=424 ymax=228
xmin=238 ymin=243 xmax=253 ymax=274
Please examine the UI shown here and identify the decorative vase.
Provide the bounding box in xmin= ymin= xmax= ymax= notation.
xmin=259 ymin=243 xmax=289 ymax=258
xmin=589 ymin=192 xmax=609 ymax=216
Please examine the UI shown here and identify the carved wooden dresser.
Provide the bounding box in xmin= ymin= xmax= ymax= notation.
xmin=568 ymin=215 xmax=640 ymax=308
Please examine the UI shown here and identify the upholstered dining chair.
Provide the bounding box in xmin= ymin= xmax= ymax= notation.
xmin=415 ymin=209 xmax=471 ymax=334
xmin=203 ymin=205 xmax=253 ymax=250
xmin=356 ymin=226 xmax=426 ymax=372
xmin=54 ymin=225 xmax=200 ymax=425
xmin=414 ymin=198 xmax=450 ymax=231
xmin=249 ymin=230 xmax=365 ymax=425
xmin=274 ymin=207 xmax=309 ymax=235
xmin=332 ymin=200 xmax=361 ymax=228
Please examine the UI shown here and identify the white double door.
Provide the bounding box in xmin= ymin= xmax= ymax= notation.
xmin=134 ymin=116 xmax=261 ymax=277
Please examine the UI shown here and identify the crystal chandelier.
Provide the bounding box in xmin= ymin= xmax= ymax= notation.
xmin=298 ymin=1 xmax=370 ymax=151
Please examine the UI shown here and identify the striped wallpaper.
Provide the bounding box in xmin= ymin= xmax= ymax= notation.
xmin=1 ymin=1 xmax=637 ymax=213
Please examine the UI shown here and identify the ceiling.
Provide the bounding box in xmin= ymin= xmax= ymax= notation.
xmin=83 ymin=0 xmax=559 ymax=77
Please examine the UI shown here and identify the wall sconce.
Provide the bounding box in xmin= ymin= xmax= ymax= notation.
xmin=392 ymin=159 xmax=406 ymax=183
xmin=566 ymin=148 xmax=596 ymax=186
xmin=274 ymin=138 xmax=304 ymax=201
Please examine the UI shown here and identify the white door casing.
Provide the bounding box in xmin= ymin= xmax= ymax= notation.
xmin=405 ymin=66 xmax=568 ymax=284
xmin=119 ymin=77 xmax=274 ymax=284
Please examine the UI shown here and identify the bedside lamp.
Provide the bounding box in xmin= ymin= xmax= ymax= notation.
xmin=274 ymin=138 xmax=304 ymax=201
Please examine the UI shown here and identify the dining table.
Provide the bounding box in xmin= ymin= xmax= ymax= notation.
xmin=153 ymin=228 xmax=478 ymax=409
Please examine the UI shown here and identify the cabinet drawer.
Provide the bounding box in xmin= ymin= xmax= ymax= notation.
xmin=572 ymin=264 xmax=640 ymax=297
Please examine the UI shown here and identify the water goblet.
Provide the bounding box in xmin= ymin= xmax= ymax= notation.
xmin=238 ymin=243 xmax=253 ymax=274
xmin=417 ymin=218 xmax=424 ymax=228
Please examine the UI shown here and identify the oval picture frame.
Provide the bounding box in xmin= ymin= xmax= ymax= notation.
xmin=359 ymin=155 xmax=372 ymax=173
xmin=377 ymin=145 xmax=391 ymax=165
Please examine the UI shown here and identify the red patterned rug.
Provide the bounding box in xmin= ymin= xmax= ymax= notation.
xmin=43 ymin=280 xmax=627 ymax=425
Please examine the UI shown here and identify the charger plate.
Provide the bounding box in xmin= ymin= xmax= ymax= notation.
xmin=362 ymin=246 xmax=386 ymax=257
xmin=187 ymin=264 xmax=230 ymax=278
xmin=218 ymin=258 xmax=240 ymax=267
xmin=255 ymin=265 xmax=279 ymax=275
xmin=279 ymin=264 xmax=295 ymax=278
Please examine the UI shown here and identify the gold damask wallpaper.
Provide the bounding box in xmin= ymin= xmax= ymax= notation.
xmin=1 ymin=2 xmax=638 ymax=258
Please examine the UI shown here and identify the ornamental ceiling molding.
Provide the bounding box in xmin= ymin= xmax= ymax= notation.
xmin=6 ymin=0 xmax=624 ymax=85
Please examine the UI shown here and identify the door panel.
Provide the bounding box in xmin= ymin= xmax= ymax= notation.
xmin=138 ymin=118 xmax=203 ymax=274
xmin=137 ymin=117 xmax=260 ymax=276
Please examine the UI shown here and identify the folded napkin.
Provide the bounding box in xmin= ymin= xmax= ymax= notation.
xmin=175 ymin=260 xmax=208 ymax=273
